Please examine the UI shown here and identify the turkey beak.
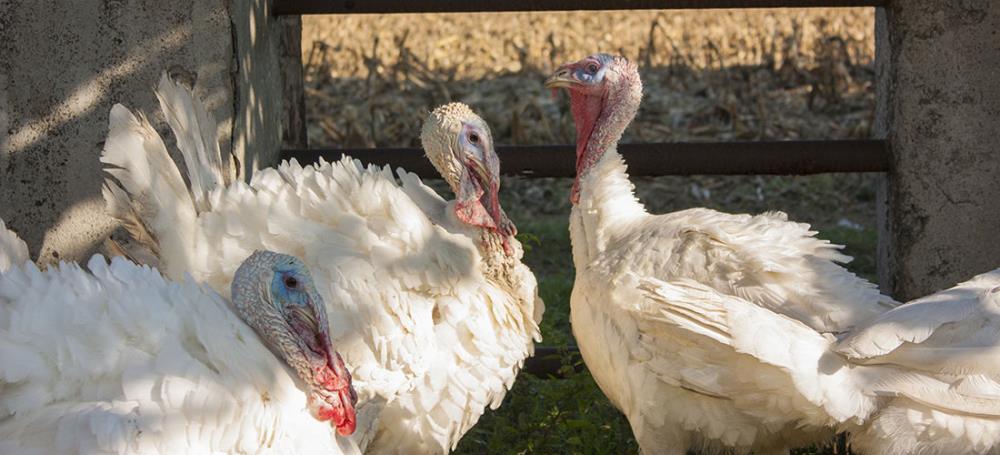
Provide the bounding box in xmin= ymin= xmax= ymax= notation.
xmin=455 ymin=155 xmax=516 ymax=255
xmin=545 ymin=65 xmax=580 ymax=90
xmin=468 ymin=156 xmax=493 ymax=194
xmin=477 ymin=146 xmax=517 ymax=255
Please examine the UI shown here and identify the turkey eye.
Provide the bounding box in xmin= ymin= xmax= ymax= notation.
xmin=468 ymin=133 xmax=480 ymax=144
xmin=284 ymin=276 xmax=298 ymax=289
xmin=587 ymin=63 xmax=599 ymax=73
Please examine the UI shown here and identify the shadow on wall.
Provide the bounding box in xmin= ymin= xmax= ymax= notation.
xmin=0 ymin=0 xmax=236 ymax=265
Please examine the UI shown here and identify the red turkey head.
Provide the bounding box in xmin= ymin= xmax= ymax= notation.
xmin=421 ymin=103 xmax=516 ymax=255
xmin=545 ymin=54 xmax=642 ymax=203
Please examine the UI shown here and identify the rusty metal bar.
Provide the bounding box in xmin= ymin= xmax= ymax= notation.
xmin=281 ymin=139 xmax=890 ymax=178
xmin=275 ymin=0 xmax=886 ymax=15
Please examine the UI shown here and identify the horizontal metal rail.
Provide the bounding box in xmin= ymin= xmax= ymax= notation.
xmin=275 ymin=0 xmax=886 ymax=15
xmin=281 ymin=139 xmax=889 ymax=178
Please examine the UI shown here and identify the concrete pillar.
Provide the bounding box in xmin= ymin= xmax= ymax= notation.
xmin=876 ymin=1 xmax=1000 ymax=300
xmin=279 ymin=16 xmax=308 ymax=149
xmin=231 ymin=0 xmax=286 ymax=177
xmin=0 ymin=0 xmax=285 ymax=264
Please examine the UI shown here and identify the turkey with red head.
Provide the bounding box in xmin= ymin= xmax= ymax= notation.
xmin=546 ymin=53 xmax=899 ymax=454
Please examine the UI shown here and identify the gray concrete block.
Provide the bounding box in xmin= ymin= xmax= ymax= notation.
xmin=876 ymin=0 xmax=1000 ymax=300
xmin=231 ymin=0 xmax=285 ymax=179
xmin=0 ymin=0 xmax=284 ymax=264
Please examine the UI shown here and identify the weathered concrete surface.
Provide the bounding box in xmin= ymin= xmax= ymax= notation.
xmin=876 ymin=0 xmax=1000 ymax=300
xmin=232 ymin=0 xmax=285 ymax=177
xmin=0 ymin=0 xmax=285 ymax=264
xmin=279 ymin=16 xmax=308 ymax=149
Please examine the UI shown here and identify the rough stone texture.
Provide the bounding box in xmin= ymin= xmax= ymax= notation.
xmin=279 ymin=16 xmax=307 ymax=149
xmin=876 ymin=0 xmax=1000 ymax=300
xmin=0 ymin=0 xmax=284 ymax=265
xmin=231 ymin=0 xmax=284 ymax=178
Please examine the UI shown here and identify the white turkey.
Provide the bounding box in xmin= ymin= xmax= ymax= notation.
xmin=836 ymin=268 xmax=1000 ymax=455
xmin=545 ymin=53 xmax=899 ymax=454
xmin=0 ymin=221 xmax=361 ymax=453
xmin=100 ymin=74 xmax=543 ymax=453
xmin=637 ymin=268 xmax=1000 ymax=455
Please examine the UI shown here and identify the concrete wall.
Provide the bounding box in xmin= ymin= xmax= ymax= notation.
xmin=232 ymin=0 xmax=285 ymax=177
xmin=876 ymin=0 xmax=1000 ymax=300
xmin=0 ymin=0 xmax=285 ymax=265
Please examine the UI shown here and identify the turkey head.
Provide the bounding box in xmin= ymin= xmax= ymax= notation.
xmin=231 ymin=250 xmax=358 ymax=436
xmin=545 ymin=53 xmax=642 ymax=203
xmin=421 ymin=102 xmax=516 ymax=255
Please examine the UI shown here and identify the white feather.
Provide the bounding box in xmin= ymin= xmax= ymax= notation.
xmin=154 ymin=72 xmax=228 ymax=208
xmin=0 ymin=248 xmax=360 ymax=454
xmin=836 ymin=269 xmax=1000 ymax=454
xmin=100 ymin=102 xmax=198 ymax=280
xmin=0 ymin=219 xmax=29 ymax=272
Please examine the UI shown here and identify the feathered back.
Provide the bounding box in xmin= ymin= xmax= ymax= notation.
xmin=834 ymin=268 xmax=1000 ymax=455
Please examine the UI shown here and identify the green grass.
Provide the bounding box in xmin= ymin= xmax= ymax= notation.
xmin=515 ymin=217 xmax=576 ymax=347
xmin=454 ymin=216 xmax=878 ymax=455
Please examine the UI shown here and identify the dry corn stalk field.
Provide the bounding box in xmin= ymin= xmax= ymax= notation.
xmin=302 ymin=8 xmax=877 ymax=227
xmin=303 ymin=9 xmax=877 ymax=454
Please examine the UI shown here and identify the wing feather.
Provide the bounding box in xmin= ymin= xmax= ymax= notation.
xmin=631 ymin=274 xmax=877 ymax=424
xmin=836 ymin=269 xmax=1000 ymax=363
xmin=835 ymin=267 xmax=1000 ymax=380
xmin=647 ymin=208 xmax=899 ymax=333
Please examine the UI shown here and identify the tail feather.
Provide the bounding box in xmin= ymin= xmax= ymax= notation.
xmin=0 ymin=219 xmax=29 ymax=272
xmin=101 ymin=104 xmax=192 ymax=213
xmin=100 ymin=71 xmax=229 ymax=279
xmin=154 ymin=73 xmax=229 ymax=210
xmin=100 ymin=101 xmax=197 ymax=280
xmin=101 ymin=181 xmax=160 ymax=258
xmin=102 ymin=238 xmax=160 ymax=270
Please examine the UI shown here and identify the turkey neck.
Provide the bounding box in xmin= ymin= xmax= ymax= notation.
xmin=569 ymin=76 xmax=645 ymax=264
xmin=478 ymin=229 xmax=539 ymax=340
xmin=569 ymin=150 xmax=645 ymax=265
